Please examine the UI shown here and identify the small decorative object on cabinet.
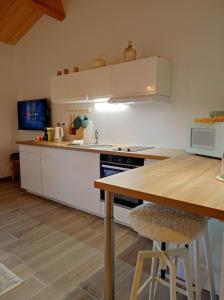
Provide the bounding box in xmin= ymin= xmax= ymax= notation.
xmin=63 ymin=68 xmax=69 ymax=75
xmin=93 ymin=54 xmax=106 ymax=68
xmin=57 ymin=71 xmax=62 ymax=76
xmin=123 ymin=40 xmax=137 ymax=62
xmin=73 ymin=67 xmax=79 ymax=72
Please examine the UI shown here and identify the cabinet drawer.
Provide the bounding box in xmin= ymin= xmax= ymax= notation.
xmin=19 ymin=145 xmax=42 ymax=154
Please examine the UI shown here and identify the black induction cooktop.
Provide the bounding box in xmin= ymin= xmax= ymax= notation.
xmin=112 ymin=146 xmax=154 ymax=152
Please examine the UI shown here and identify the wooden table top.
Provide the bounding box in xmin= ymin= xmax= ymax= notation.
xmin=95 ymin=154 xmax=224 ymax=221
xmin=17 ymin=141 xmax=183 ymax=160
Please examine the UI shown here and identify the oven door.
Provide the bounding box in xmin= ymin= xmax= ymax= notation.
xmin=100 ymin=163 xmax=143 ymax=209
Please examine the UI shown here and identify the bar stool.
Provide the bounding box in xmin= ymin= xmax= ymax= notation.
xmin=129 ymin=203 xmax=216 ymax=300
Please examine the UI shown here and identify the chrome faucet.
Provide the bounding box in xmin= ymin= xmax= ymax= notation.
xmin=95 ymin=129 xmax=99 ymax=144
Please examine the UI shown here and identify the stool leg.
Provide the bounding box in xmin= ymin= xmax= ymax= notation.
xmin=173 ymin=243 xmax=180 ymax=267
xmin=170 ymin=263 xmax=177 ymax=300
xmin=163 ymin=253 xmax=177 ymax=300
xmin=161 ymin=242 xmax=166 ymax=279
xmin=194 ymin=239 xmax=202 ymax=300
xmin=182 ymin=248 xmax=194 ymax=300
xmin=149 ymin=242 xmax=157 ymax=300
xmin=203 ymin=229 xmax=216 ymax=300
xmin=152 ymin=242 xmax=168 ymax=299
xmin=131 ymin=252 xmax=145 ymax=300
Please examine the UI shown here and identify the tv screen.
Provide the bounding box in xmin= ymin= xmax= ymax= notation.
xmin=18 ymin=99 xmax=49 ymax=131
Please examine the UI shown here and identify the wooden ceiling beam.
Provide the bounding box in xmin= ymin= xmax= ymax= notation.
xmin=0 ymin=0 xmax=15 ymax=20
xmin=21 ymin=0 xmax=65 ymax=21
xmin=0 ymin=0 xmax=65 ymax=45
xmin=7 ymin=9 xmax=42 ymax=44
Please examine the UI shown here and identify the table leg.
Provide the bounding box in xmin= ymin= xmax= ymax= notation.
xmin=104 ymin=191 xmax=115 ymax=300
xmin=220 ymin=222 xmax=224 ymax=300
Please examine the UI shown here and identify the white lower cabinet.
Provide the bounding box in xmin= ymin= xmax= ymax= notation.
xmin=41 ymin=148 xmax=100 ymax=215
xmin=19 ymin=146 xmax=101 ymax=215
xmin=20 ymin=150 xmax=42 ymax=195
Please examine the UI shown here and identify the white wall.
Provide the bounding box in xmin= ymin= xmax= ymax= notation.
xmin=14 ymin=0 xmax=224 ymax=148
xmin=0 ymin=43 xmax=16 ymax=178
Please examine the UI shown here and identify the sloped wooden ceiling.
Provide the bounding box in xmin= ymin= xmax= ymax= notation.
xmin=0 ymin=0 xmax=65 ymax=45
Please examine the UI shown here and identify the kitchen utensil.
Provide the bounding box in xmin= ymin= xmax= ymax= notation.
xmin=81 ymin=115 xmax=88 ymax=128
xmin=72 ymin=114 xmax=76 ymax=134
xmin=73 ymin=116 xmax=82 ymax=130
xmin=67 ymin=114 xmax=76 ymax=135
xmin=68 ymin=115 xmax=72 ymax=134
xmin=55 ymin=123 xmax=65 ymax=142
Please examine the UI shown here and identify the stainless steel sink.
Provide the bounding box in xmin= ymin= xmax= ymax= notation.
xmin=68 ymin=143 xmax=113 ymax=148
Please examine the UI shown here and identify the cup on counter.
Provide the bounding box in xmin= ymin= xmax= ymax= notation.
xmin=46 ymin=128 xmax=55 ymax=141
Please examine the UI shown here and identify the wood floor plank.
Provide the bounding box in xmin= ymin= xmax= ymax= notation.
xmin=31 ymin=252 xmax=103 ymax=300
xmin=0 ymin=276 xmax=45 ymax=300
xmin=1 ymin=254 xmax=37 ymax=282
xmin=34 ymin=241 xmax=99 ymax=285
xmin=0 ymin=180 xmax=217 ymax=300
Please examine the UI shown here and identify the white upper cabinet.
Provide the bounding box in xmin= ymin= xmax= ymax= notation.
xmin=77 ymin=66 xmax=111 ymax=100
xmin=50 ymin=73 xmax=78 ymax=103
xmin=50 ymin=56 xmax=172 ymax=103
xmin=51 ymin=67 xmax=111 ymax=103
xmin=110 ymin=57 xmax=172 ymax=100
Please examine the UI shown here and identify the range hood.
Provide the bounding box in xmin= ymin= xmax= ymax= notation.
xmin=108 ymin=94 xmax=170 ymax=104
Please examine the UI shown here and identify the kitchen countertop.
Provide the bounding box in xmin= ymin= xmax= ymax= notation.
xmin=95 ymin=153 xmax=224 ymax=220
xmin=16 ymin=140 xmax=184 ymax=160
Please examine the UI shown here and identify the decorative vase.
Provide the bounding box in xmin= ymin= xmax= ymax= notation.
xmin=93 ymin=54 xmax=106 ymax=68
xmin=123 ymin=41 xmax=137 ymax=62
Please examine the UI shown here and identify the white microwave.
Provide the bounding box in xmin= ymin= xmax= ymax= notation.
xmin=186 ymin=122 xmax=224 ymax=158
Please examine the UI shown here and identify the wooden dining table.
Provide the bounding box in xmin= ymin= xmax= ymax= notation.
xmin=94 ymin=152 xmax=224 ymax=300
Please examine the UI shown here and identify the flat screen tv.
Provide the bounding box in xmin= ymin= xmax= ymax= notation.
xmin=17 ymin=99 xmax=50 ymax=131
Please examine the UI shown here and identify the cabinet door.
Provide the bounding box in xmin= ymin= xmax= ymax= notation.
xmin=51 ymin=74 xmax=78 ymax=103
xmin=111 ymin=57 xmax=157 ymax=96
xmin=42 ymin=148 xmax=100 ymax=215
xmin=20 ymin=151 xmax=42 ymax=194
xmin=77 ymin=67 xmax=111 ymax=100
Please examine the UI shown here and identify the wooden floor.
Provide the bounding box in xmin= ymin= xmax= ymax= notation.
xmin=0 ymin=180 xmax=218 ymax=299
